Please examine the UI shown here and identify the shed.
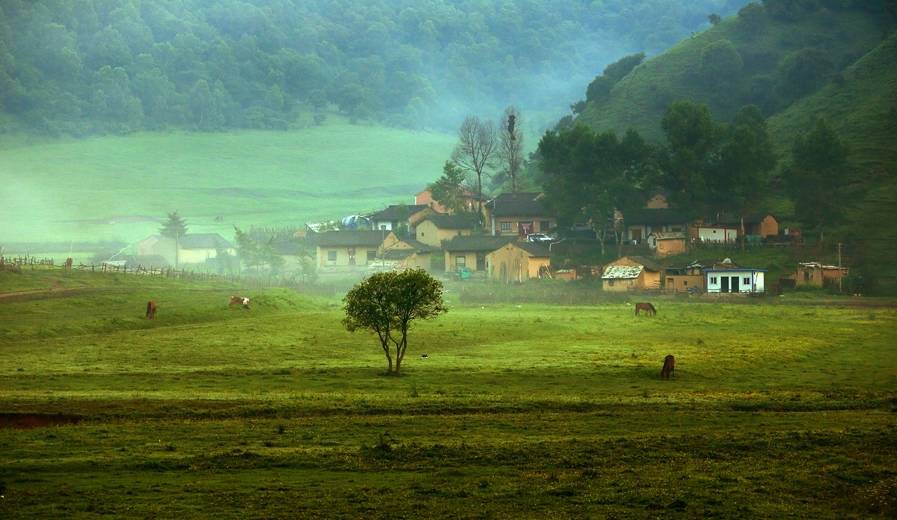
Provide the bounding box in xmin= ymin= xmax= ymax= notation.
xmin=795 ymin=262 xmax=848 ymax=288
xmin=647 ymin=231 xmax=686 ymax=256
xmin=601 ymin=256 xmax=663 ymax=291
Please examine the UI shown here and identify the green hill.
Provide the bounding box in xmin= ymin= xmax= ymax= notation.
xmin=578 ymin=3 xmax=891 ymax=156
xmin=767 ymin=33 xmax=897 ymax=172
xmin=0 ymin=123 xmax=454 ymax=244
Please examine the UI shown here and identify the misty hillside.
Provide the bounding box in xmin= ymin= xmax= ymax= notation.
xmin=0 ymin=0 xmax=749 ymax=135
xmin=575 ymin=0 xmax=895 ymax=173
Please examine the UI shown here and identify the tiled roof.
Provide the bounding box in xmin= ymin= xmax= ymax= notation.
xmin=315 ymin=230 xmax=390 ymax=248
xmin=179 ymin=233 xmax=233 ymax=249
xmin=422 ymin=213 xmax=480 ymax=229
xmin=602 ymin=265 xmax=643 ymax=280
xmin=622 ymin=255 xmax=663 ymax=272
xmin=624 ymin=208 xmax=689 ymax=226
xmin=369 ymin=204 xmax=430 ymax=222
xmin=650 ymin=232 xmax=686 ymax=240
xmin=514 ymin=242 xmax=551 ymax=257
xmin=486 ymin=192 xmax=550 ymax=217
xmin=442 ymin=234 xmax=517 ymax=252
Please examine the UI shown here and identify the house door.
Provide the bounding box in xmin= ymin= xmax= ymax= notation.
xmin=631 ymin=228 xmax=642 ymax=242
xmin=721 ymin=276 xmax=730 ymax=293
xmin=730 ymin=276 xmax=740 ymax=293
xmin=476 ymin=253 xmax=486 ymax=271
xmin=347 ymin=247 xmax=356 ymax=265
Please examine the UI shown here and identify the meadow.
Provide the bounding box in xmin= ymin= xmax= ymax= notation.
xmin=0 ymin=269 xmax=895 ymax=518
xmin=0 ymin=122 xmax=455 ymax=245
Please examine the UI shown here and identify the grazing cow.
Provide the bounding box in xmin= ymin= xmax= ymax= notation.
xmin=635 ymin=302 xmax=657 ymax=316
xmin=146 ymin=300 xmax=157 ymax=320
xmin=229 ymin=295 xmax=251 ymax=309
xmin=660 ymin=355 xmax=675 ymax=379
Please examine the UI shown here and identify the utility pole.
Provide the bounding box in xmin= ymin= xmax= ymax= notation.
xmin=837 ymin=242 xmax=843 ymax=294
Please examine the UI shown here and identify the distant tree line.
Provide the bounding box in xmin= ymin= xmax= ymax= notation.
xmin=539 ymin=101 xmax=851 ymax=245
xmin=0 ymin=0 xmax=747 ymax=136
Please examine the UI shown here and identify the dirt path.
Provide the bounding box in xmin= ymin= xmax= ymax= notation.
xmin=0 ymin=288 xmax=92 ymax=304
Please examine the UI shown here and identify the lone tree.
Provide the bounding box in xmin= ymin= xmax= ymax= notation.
xmin=343 ymin=269 xmax=446 ymax=376
xmin=498 ymin=106 xmax=524 ymax=192
xmin=160 ymin=211 xmax=187 ymax=239
xmin=160 ymin=211 xmax=188 ymax=267
xmin=429 ymin=160 xmax=470 ymax=214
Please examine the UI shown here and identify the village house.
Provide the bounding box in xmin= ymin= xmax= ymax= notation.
xmin=622 ymin=208 xmax=689 ymax=245
xmin=664 ymin=261 xmax=706 ymax=293
xmin=600 ymin=256 xmax=663 ymax=292
xmin=715 ymin=213 xmax=780 ymax=239
xmin=315 ymin=230 xmax=390 ymax=270
xmin=442 ymin=235 xmax=517 ymax=274
xmin=705 ymin=267 xmax=766 ymax=294
xmin=693 ymin=221 xmax=739 ymax=244
xmin=486 ymin=241 xmax=551 ymax=283
xmin=415 ymin=189 xmax=483 ymax=214
xmin=485 ymin=192 xmax=557 ymax=237
xmin=415 ymin=213 xmax=479 ymax=248
xmin=644 ymin=190 xmax=671 ymax=209
xmin=367 ymin=204 xmax=432 ymax=234
xmin=794 ymin=262 xmax=848 ymax=288
xmin=137 ymin=233 xmax=235 ymax=267
xmin=378 ymin=233 xmax=437 ymax=271
xmin=647 ymin=231 xmax=686 ymax=256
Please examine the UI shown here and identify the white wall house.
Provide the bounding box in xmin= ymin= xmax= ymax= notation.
xmin=704 ymin=268 xmax=765 ymax=294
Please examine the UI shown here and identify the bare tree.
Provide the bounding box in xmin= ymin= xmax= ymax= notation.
xmin=498 ymin=106 xmax=524 ymax=192
xmin=451 ymin=116 xmax=497 ymax=215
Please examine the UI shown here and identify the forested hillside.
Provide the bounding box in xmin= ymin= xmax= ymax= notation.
xmin=575 ymin=1 xmax=894 ymax=150
xmin=547 ymin=0 xmax=897 ymax=293
xmin=0 ymin=0 xmax=748 ymax=136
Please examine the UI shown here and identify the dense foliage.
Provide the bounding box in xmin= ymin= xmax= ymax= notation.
xmin=0 ymin=0 xmax=748 ymax=135
xmin=343 ymin=269 xmax=446 ymax=375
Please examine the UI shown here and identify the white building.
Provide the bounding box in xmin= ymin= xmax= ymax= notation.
xmin=704 ymin=268 xmax=766 ymax=294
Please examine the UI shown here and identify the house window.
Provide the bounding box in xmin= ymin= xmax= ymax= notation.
xmin=608 ymin=280 xmax=615 ymax=287
xmin=683 ymin=280 xmax=688 ymax=286
xmin=379 ymin=224 xmax=388 ymax=230
xmin=500 ymin=222 xmax=512 ymax=233
xmin=327 ymin=251 xmax=337 ymax=263
xmin=367 ymin=250 xmax=378 ymax=263
xmin=743 ymin=277 xmax=750 ymax=285
xmin=710 ymin=276 xmax=717 ymax=284
xmin=455 ymin=255 xmax=466 ymax=269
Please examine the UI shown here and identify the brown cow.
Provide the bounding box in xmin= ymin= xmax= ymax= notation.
xmin=660 ymin=355 xmax=675 ymax=379
xmin=635 ymin=302 xmax=656 ymax=316
xmin=146 ymin=300 xmax=157 ymax=320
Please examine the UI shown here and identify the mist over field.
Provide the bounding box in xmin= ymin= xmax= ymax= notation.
xmin=0 ymin=0 xmax=750 ymax=249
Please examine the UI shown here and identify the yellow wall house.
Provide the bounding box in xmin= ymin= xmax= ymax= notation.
xmin=486 ymin=242 xmax=551 ymax=283
xmin=315 ymin=230 xmax=391 ymax=271
xmin=378 ymin=234 xmax=436 ymax=270
xmin=415 ymin=213 xmax=479 ymax=248
xmin=647 ymin=231 xmax=686 ymax=257
xmin=601 ymin=256 xmax=663 ymax=291
xmin=485 ymin=192 xmax=556 ymax=237
xmin=442 ymin=235 xmax=517 ymax=273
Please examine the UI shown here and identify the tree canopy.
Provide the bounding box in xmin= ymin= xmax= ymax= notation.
xmin=343 ymin=269 xmax=446 ymax=376
xmin=0 ymin=0 xmax=749 ymax=135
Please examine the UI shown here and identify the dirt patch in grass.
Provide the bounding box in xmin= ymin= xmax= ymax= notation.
xmin=0 ymin=413 xmax=83 ymax=429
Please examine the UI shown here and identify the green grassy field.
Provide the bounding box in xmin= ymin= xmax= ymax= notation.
xmin=1 ymin=269 xmax=895 ymax=517
xmin=0 ymin=122 xmax=455 ymax=244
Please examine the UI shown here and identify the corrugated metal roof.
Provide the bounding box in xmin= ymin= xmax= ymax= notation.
xmin=601 ymin=265 xmax=643 ymax=279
